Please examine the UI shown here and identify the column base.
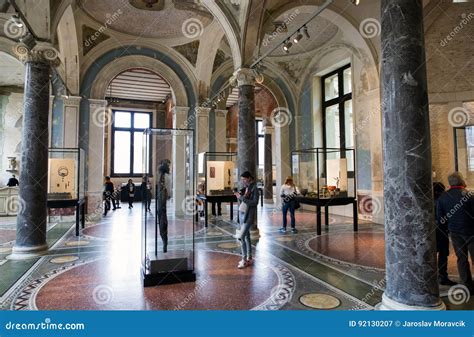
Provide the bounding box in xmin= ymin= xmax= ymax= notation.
xmin=376 ymin=293 xmax=446 ymax=311
xmin=7 ymin=244 xmax=49 ymax=260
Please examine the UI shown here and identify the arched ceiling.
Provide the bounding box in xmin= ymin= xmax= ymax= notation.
xmin=260 ymin=6 xmax=339 ymax=57
xmin=78 ymin=0 xmax=213 ymax=39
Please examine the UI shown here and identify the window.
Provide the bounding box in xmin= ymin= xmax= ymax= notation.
xmin=321 ymin=64 xmax=354 ymax=171
xmin=256 ymin=120 xmax=265 ymax=181
xmin=455 ymin=126 xmax=474 ymax=173
xmin=111 ymin=110 xmax=151 ymax=176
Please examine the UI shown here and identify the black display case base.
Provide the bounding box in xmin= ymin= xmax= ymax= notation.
xmin=142 ymin=268 xmax=196 ymax=287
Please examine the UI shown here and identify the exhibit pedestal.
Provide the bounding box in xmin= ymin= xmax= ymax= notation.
xmin=143 ymin=250 xmax=196 ymax=287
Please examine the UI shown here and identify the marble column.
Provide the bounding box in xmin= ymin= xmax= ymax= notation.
xmin=231 ymin=68 xmax=258 ymax=230
xmin=379 ymin=0 xmax=443 ymax=310
xmin=215 ymin=110 xmax=228 ymax=152
xmin=263 ymin=121 xmax=274 ymax=203
xmin=10 ymin=45 xmax=60 ymax=259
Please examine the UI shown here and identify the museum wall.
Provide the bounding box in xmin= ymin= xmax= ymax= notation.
xmin=0 ymin=93 xmax=23 ymax=187
xmin=425 ymin=2 xmax=474 ymax=188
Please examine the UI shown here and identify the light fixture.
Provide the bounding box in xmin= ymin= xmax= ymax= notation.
xmin=283 ymin=40 xmax=292 ymax=53
xmin=303 ymin=25 xmax=310 ymax=39
xmin=293 ymin=31 xmax=303 ymax=44
xmin=11 ymin=14 xmax=23 ymax=28
xmin=19 ymin=32 xmax=36 ymax=50
xmin=350 ymin=0 xmax=360 ymax=5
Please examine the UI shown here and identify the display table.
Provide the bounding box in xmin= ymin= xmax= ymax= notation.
xmin=295 ymin=196 xmax=358 ymax=235
xmin=47 ymin=198 xmax=86 ymax=236
xmin=196 ymin=194 xmax=237 ymax=227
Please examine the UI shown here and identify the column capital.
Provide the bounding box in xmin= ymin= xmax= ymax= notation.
xmin=263 ymin=125 xmax=274 ymax=134
xmin=13 ymin=43 xmax=61 ymax=66
xmin=196 ymin=107 xmax=211 ymax=117
xmin=62 ymin=96 xmax=82 ymax=107
xmin=215 ymin=109 xmax=228 ymax=118
xmin=88 ymin=99 xmax=108 ymax=108
xmin=230 ymin=68 xmax=256 ymax=87
xmin=173 ymin=106 xmax=190 ymax=115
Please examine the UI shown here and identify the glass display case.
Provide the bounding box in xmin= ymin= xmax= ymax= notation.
xmin=291 ymin=147 xmax=356 ymax=199
xmin=48 ymin=148 xmax=85 ymax=201
xmin=197 ymin=152 xmax=238 ymax=196
xmin=454 ymin=126 xmax=474 ymax=187
xmin=142 ymin=128 xmax=196 ymax=287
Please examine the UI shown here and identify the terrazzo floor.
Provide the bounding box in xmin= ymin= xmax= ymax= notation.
xmin=0 ymin=202 xmax=472 ymax=311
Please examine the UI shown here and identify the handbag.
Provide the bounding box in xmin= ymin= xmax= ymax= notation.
xmin=293 ymin=187 xmax=300 ymax=210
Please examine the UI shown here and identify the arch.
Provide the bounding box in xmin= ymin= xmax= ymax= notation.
xmin=80 ymin=46 xmax=197 ymax=107
xmin=90 ymin=55 xmax=188 ymax=107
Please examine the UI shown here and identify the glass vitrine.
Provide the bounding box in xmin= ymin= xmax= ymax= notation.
xmin=47 ymin=148 xmax=85 ymax=200
xmin=141 ymin=128 xmax=196 ymax=287
xmin=291 ymin=147 xmax=356 ymax=199
xmin=197 ymin=152 xmax=238 ymax=196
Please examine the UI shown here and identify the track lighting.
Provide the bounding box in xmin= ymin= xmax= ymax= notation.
xmin=283 ymin=40 xmax=292 ymax=53
xmin=293 ymin=31 xmax=303 ymax=44
xmin=303 ymin=26 xmax=310 ymax=39
xmin=11 ymin=14 xmax=23 ymax=27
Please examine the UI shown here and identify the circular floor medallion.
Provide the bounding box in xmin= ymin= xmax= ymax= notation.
xmin=218 ymin=242 xmax=240 ymax=249
xmin=299 ymin=293 xmax=341 ymax=309
xmin=50 ymin=256 xmax=79 ymax=264
xmin=65 ymin=241 xmax=90 ymax=247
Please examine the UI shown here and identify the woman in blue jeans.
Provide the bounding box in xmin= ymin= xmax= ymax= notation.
xmin=279 ymin=176 xmax=300 ymax=234
xmin=234 ymin=171 xmax=259 ymax=269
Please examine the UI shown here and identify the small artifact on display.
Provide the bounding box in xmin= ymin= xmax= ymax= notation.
xmin=48 ymin=159 xmax=76 ymax=199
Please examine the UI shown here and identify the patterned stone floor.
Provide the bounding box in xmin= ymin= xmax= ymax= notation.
xmin=0 ymin=202 xmax=472 ymax=310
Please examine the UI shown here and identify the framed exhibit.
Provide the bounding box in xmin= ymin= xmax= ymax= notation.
xmin=141 ymin=128 xmax=196 ymax=287
xmin=291 ymin=147 xmax=356 ymax=199
xmin=47 ymin=148 xmax=85 ymax=201
xmin=197 ymin=152 xmax=238 ymax=196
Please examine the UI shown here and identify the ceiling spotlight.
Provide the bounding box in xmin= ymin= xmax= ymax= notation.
xmin=293 ymin=31 xmax=303 ymax=44
xmin=11 ymin=14 xmax=23 ymax=28
xmin=283 ymin=40 xmax=292 ymax=53
xmin=20 ymin=32 xmax=36 ymax=51
xmin=350 ymin=0 xmax=360 ymax=5
xmin=303 ymin=26 xmax=310 ymax=39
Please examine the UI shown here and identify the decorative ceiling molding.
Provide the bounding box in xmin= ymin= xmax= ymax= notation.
xmin=82 ymin=25 xmax=110 ymax=56
xmin=173 ymin=40 xmax=200 ymax=67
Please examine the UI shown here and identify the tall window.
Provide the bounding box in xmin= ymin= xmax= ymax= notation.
xmin=256 ymin=120 xmax=265 ymax=181
xmin=111 ymin=110 xmax=151 ymax=176
xmin=321 ymin=64 xmax=354 ymax=171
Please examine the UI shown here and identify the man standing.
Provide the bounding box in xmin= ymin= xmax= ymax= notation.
xmin=7 ymin=174 xmax=19 ymax=187
xmin=436 ymin=172 xmax=474 ymax=293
